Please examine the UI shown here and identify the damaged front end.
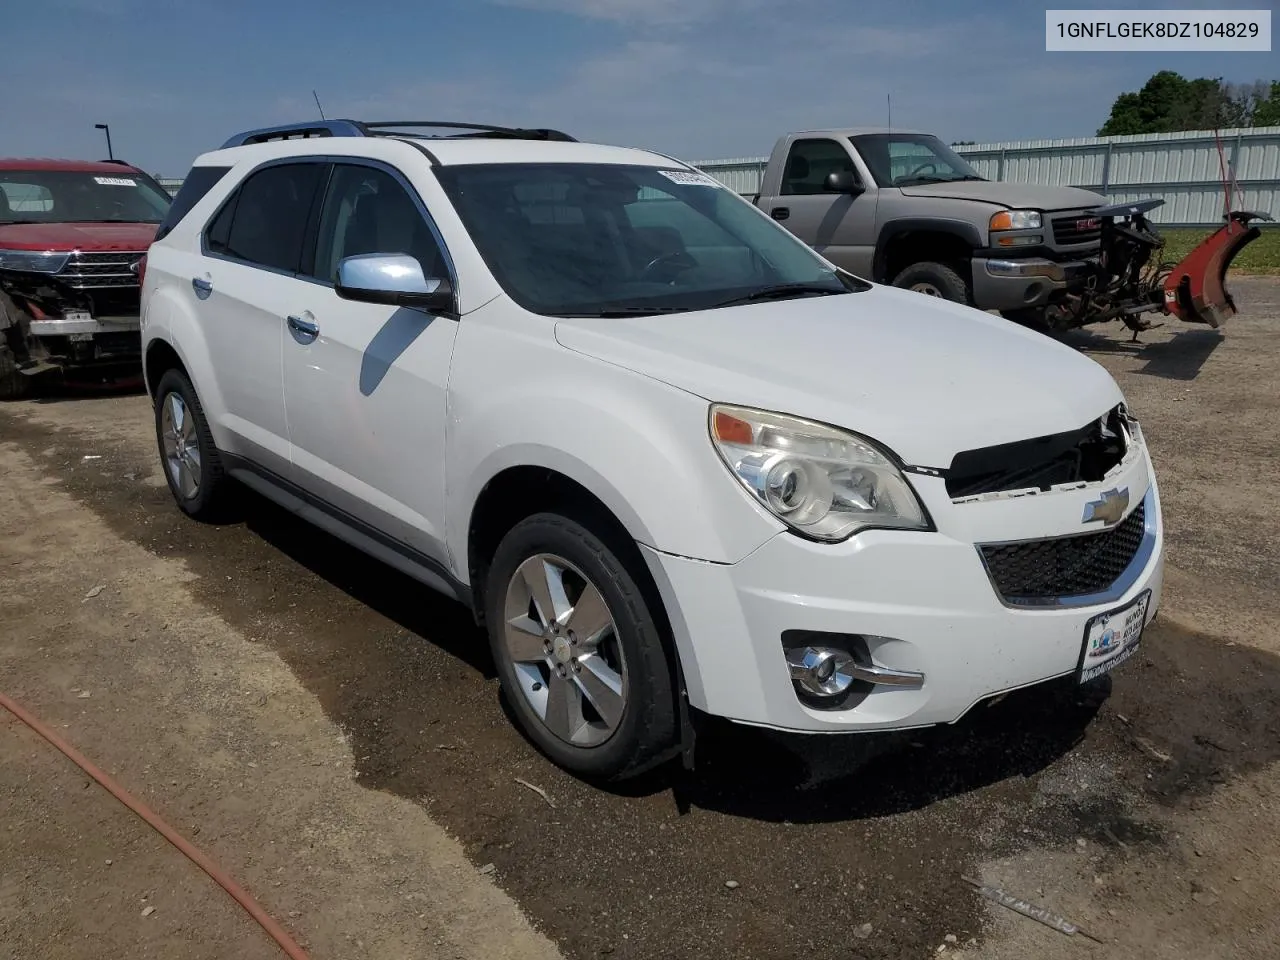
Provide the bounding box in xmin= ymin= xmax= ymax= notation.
xmin=0 ymin=249 xmax=146 ymax=391
xmin=1035 ymin=198 xmax=1272 ymax=337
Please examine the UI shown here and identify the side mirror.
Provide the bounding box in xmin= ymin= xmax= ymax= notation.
xmin=335 ymin=253 xmax=454 ymax=312
xmin=823 ymin=171 xmax=865 ymax=196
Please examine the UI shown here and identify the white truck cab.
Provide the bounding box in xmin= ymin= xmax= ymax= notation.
xmin=141 ymin=120 xmax=1163 ymax=780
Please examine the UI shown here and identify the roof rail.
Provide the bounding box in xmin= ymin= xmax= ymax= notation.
xmin=219 ymin=119 xmax=576 ymax=149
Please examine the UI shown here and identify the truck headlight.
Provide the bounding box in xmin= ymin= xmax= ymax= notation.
xmin=0 ymin=249 xmax=70 ymax=273
xmin=989 ymin=210 xmax=1042 ymax=231
xmin=710 ymin=405 xmax=929 ymax=542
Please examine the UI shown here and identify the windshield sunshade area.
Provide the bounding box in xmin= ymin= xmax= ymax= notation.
xmin=0 ymin=170 xmax=172 ymax=224
xmin=434 ymin=162 xmax=864 ymax=317
xmin=850 ymin=134 xmax=986 ymax=188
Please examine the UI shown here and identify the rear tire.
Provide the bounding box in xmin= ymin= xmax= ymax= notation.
xmin=153 ymin=368 xmax=233 ymax=521
xmin=485 ymin=512 xmax=677 ymax=781
xmin=892 ymin=261 xmax=972 ymax=305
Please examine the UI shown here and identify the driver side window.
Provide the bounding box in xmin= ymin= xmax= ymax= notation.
xmin=781 ymin=139 xmax=858 ymax=196
xmin=309 ymin=163 xmax=446 ymax=285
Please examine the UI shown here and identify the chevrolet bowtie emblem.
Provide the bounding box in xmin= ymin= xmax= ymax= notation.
xmin=1083 ymin=487 xmax=1129 ymax=525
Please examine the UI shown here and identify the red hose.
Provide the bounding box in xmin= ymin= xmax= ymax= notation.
xmin=0 ymin=690 xmax=311 ymax=960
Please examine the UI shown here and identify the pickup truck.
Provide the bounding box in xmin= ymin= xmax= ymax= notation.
xmin=747 ymin=128 xmax=1108 ymax=322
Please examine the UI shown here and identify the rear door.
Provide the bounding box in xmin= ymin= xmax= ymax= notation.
xmin=195 ymin=161 xmax=327 ymax=478
xmin=757 ymin=138 xmax=877 ymax=276
xmin=281 ymin=159 xmax=458 ymax=567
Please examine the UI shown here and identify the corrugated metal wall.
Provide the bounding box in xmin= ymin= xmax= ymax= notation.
xmin=695 ymin=126 xmax=1280 ymax=226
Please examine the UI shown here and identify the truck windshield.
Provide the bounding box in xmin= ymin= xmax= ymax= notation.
xmin=434 ymin=163 xmax=861 ymax=318
xmin=850 ymin=134 xmax=985 ymax=188
xmin=0 ymin=170 xmax=172 ymax=224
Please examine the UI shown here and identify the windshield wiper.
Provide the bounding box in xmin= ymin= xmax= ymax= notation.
xmin=705 ymin=283 xmax=845 ymax=310
xmin=0 ymin=219 xmax=44 ymax=226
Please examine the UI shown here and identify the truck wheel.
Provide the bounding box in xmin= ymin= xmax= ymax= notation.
xmin=892 ymin=262 xmax=972 ymax=306
xmin=0 ymin=345 xmax=28 ymax=401
xmin=153 ymin=368 xmax=234 ymax=521
xmin=485 ymin=512 xmax=677 ymax=781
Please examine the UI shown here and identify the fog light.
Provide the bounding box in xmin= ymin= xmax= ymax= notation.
xmin=786 ymin=646 xmax=856 ymax=698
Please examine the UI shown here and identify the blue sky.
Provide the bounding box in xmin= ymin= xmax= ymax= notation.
xmin=1 ymin=0 xmax=1273 ymax=177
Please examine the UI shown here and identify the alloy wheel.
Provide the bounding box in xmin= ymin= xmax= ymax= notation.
xmin=160 ymin=391 xmax=201 ymax=500
xmin=502 ymin=553 xmax=628 ymax=747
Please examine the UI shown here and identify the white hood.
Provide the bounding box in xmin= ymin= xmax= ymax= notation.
xmin=553 ymin=285 xmax=1124 ymax=468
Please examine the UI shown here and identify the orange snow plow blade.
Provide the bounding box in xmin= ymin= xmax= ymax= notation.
xmin=1162 ymin=211 xmax=1274 ymax=327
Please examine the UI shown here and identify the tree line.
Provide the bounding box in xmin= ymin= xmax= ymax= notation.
xmin=1099 ymin=71 xmax=1280 ymax=136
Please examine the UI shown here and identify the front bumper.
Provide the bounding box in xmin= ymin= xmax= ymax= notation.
xmin=971 ymin=257 xmax=1095 ymax=311
xmin=27 ymin=315 xmax=141 ymax=368
xmin=645 ymin=453 xmax=1163 ymax=734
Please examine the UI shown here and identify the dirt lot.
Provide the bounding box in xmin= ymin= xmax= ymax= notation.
xmin=2 ymin=278 xmax=1279 ymax=960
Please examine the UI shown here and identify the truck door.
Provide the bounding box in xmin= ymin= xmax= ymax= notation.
xmin=758 ymin=138 xmax=876 ymax=277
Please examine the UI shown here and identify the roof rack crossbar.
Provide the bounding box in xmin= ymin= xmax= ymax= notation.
xmin=219 ymin=119 xmax=575 ymax=149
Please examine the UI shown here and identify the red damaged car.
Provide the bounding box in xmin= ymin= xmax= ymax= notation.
xmin=0 ymin=158 xmax=172 ymax=398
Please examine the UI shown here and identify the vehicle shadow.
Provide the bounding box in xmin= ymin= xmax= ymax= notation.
xmin=226 ymin=483 xmax=1109 ymax=825
xmin=1061 ymin=326 xmax=1223 ymax=381
xmin=24 ymin=372 xmax=146 ymax=403
xmin=650 ymin=677 xmax=1105 ymax=824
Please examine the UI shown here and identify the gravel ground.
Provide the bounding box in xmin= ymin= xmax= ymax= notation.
xmin=1 ymin=277 xmax=1278 ymax=960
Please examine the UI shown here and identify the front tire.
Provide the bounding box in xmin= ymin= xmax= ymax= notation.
xmin=153 ymin=368 xmax=233 ymax=521
xmin=892 ymin=261 xmax=972 ymax=305
xmin=0 ymin=345 xmax=28 ymax=401
xmin=485 ymin=512 xmax=677 ymax=780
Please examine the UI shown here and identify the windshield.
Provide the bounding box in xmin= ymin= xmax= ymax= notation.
xmin=0 ymin=169 xmax=172 ymax=224
xmin=434 ymin=163 xmax=861 ymax=317
xmin=850 ymin=134 xmax=985 ymax=188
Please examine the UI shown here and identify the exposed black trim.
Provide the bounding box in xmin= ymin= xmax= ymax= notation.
xmin=221 ymin=453 xmax=474 ymax=610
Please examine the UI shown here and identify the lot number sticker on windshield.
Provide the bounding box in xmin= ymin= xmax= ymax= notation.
xmin=656 ymin=169 xmax=723 ymax=188
xmin=93 ymin=177 xmax=137 ymax=187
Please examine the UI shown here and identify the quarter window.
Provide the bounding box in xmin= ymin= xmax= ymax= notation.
xmin=209 ymin=163 xmax=325 ymax=273
xmin=310 ymin=163 xmax=446 ymax=284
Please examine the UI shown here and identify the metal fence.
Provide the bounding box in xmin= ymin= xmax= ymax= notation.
xmin=693 ymin=126 xmax=1280 ymax=227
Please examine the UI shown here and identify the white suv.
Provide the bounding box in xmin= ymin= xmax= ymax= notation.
xmin=141 ymin=120 xmax=1164 ymax=780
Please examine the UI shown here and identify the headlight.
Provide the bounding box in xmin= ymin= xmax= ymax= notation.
xmin=989 ymin=210 xmax=1041 ymax=231
xmin=0 ymin=249 xmax=70 ymax=273
xmin=710 ymin=405 xmax=929 ymax=542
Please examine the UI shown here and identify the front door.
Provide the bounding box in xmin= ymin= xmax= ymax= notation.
xmin=281 ymin=160 xmax=458 ymax=568
xmin=757 ymin=137 xmax=878 ymax=277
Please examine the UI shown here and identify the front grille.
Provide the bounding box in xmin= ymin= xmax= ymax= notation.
xmin=1051 ymin=212 xmax=1102 ymax=246
xmin=58 ymin=251 xmax=144 ymax=290
xmin=979 ymin=502 xmax=1146 ymax=603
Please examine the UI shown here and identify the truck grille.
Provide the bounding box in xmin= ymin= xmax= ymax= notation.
xmin=57 ymin=251 xmax=144 ymax=290
xmin=979 ymin=502 xmax=1146 ymax=603
xmin=1051 ymin=213 xmax=1102 ymax=247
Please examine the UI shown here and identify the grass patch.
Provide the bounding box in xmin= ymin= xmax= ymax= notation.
xmin=1158 ymin=226 xmax=1280 ymax=275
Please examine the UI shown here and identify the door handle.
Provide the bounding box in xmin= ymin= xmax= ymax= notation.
xmin=771 ymin=207 xmax=790 ymax=221
xmin=286 ymin=314 xmax=319 ymax=344
xmin=192 ymin=277 xmax=213 ymax=298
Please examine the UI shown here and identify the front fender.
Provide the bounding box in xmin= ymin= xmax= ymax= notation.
xmin=444 ymin=320 xmax=784 ymax=581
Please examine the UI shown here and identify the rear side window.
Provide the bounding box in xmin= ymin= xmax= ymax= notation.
xmin=154 ymin=165 xmax=231 ymax=242
xmin=210 ymin=163 xmax=325 ymax=273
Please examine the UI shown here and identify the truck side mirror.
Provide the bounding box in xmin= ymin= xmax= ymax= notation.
xmin=823 ymin=171 xmax=865 ymax=196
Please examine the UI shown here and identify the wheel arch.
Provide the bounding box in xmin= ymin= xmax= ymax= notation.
xmin=873 ymin=217 xmax=983 ymax=283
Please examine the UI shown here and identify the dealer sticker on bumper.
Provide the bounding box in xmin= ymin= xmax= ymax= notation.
xmin=1079 ymin=590 xmax=1151 ymax=684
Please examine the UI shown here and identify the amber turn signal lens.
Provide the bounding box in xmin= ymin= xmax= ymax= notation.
xmin=713 ymin=411 xmax=753 ymax=445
